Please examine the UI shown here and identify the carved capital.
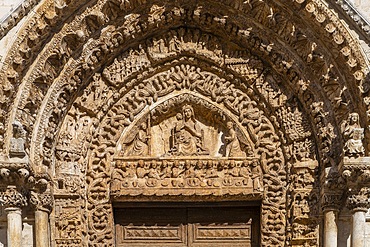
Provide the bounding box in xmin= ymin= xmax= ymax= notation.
xmin=321 ymin=193 xmax=343 ymax=211
xmin=0 ymin=158 xmax=32 ymax=186
xmin=0 ymin=186 xmax=28 ymax=208
xmin=346 ymin=188 xmax=370 ymax=212
xmin=340 ymin=157 xmax=370 ymax=188
xmin=30 ymin=190 xmax=53 ymax=212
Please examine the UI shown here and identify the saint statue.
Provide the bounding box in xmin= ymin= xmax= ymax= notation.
xmin=168 ymin=104 xmax=208 ymax=156
xmin=342 ymin=112 xmax=365 ymax=157
xmin=10 ymin=121 xmax=26 ymax=157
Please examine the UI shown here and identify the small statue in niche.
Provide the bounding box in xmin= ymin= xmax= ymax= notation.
xmin=10 ymin=121 xmax=27 ymax=158
xmin=168 ymin=104 xmax=208 ymax=156
xmin=225 ymin=121 xmax=247 ymax=158
xmin=251 ymin=160 xmax=263 ymax=192
xmin=341 ymin=113 xmax=365 ymax=157
xmin=123 ymin=122 xmax=150 ymax=156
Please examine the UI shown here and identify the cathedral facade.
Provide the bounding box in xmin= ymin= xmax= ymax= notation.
xmin=0 ymin=0 xmax=369 ymax=246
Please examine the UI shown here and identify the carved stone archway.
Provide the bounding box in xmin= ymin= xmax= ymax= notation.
xmin=0 ymin=1 xmax=369 ymax=247
xmin=83 ymin=71 xmax=288 ymax=247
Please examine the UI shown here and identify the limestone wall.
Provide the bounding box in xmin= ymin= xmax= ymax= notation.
xmin=0 ymin=0 xmax=23 ymax=21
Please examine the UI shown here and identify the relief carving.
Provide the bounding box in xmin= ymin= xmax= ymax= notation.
xmin=342 ymin=113 xmax=365 ymax=157
xmin=225 ymin=121 xmax=248 ymax=158
xmin=122 ymin=121 xmax=150 ymax=156
xmin=112 ymin=158 xmax=263 ymax=197
xmin=0 ymin=1 xmax=367 ymax=247
xmin=9 ymin=121 xmax=27 ymax=158
xmin=167 ymin=104 xmax=208 ymax=156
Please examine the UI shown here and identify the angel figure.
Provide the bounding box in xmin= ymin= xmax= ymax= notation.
xmin=123 ymin=122 xmax=150 ymax=156
xmin=341 ymin=113 xmax=364 ymax=157
xmin=225 ymin=121 xmax=250 ymax=158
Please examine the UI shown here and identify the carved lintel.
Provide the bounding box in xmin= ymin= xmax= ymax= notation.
xmin=0 ymin=186 xmax=28 ymax=208
xmin=111 ymin=158 xmax=263 ymax=197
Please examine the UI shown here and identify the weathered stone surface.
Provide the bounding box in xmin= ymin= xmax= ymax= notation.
xmin=0 ymin=0 xmax=368 ymax=246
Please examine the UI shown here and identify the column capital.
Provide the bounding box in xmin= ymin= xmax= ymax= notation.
xmin=0 ymin=185 xmax=27 ymax=208
xmin=321 ymin=193 xmax=343 ymax=212
xmin=30 ymin=190 xmax=53 ymax=213
xmin=346 ymin=187 xmax=370 ymax=212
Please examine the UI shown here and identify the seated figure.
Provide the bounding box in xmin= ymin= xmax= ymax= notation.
xmin=168 ymin=104 xmax=208 ymax=156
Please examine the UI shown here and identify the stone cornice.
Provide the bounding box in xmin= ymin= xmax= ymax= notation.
xmin=0 ymin=0 xmax=38 ymax=41
xmin=331 ymin=0 xmax=370 ymax=43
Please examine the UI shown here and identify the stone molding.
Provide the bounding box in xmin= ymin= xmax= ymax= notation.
xmin=332 ymin=0 xmax=370 ymax=42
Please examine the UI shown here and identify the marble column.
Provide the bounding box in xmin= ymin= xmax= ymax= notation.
xmin=323 ymin=208 xmax=338 ymax=247
xmin=351 ymin=209 xmax=367 ymax=247
xmin=5 ymin=207 xmax=22 ymax=247
xmin=35 ymin=209 xmax=50 ymax=247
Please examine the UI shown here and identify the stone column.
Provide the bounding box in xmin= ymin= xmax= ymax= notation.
xmin=351 ymin=208 xmax=367 ymax=247
xmin=321 ymin=192 xmax=342 ymax=247
xmin=1 ymin=186 xmax=27 ymax=247
xmin=5 ymin=207 xmax=22 ymax=247
xmin=35 ymin=209 xmax=50 ymax=247
xmin=346 ymin=189 xmax=370 ymax=247
xmin=323 ymin=208 xmax=338 ymax=247
xmin=340 ymin=157 xmax=370 ymax=247
xmin=31 ymin=191 xmax=52 ymax=247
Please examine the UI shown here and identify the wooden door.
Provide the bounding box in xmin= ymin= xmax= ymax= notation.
xmin=115 ymin=205 xmax=260 ymax=247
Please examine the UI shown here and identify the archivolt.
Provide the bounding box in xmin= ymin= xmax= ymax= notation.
xmin=0 ymin=1 xmax=368 ymax=246
xmin=78 ymin=64 xmax=286 ymax=245
xmin=0 ymin=0 xmax=368 ymax=158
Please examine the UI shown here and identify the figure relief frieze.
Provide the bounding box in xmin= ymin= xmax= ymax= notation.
xmin=118 ymin=99 xmax=254 ymax=159
xmin=288 ymin=160 xmax=320 ymax=246
xmin=112 ymin=158 xmax=263 ymax=197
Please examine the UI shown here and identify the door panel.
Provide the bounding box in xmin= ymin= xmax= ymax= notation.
xmin=115 ymin=207 xmax=187 ymax=247
xmin=188 ymin=207 xmax=257 ymax=247
xmin=115 ymin=205 xmax=259 ymax=247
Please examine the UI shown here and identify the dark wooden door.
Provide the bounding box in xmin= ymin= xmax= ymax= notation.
xmin=115 ymin=204 xmax=260 ymax=247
